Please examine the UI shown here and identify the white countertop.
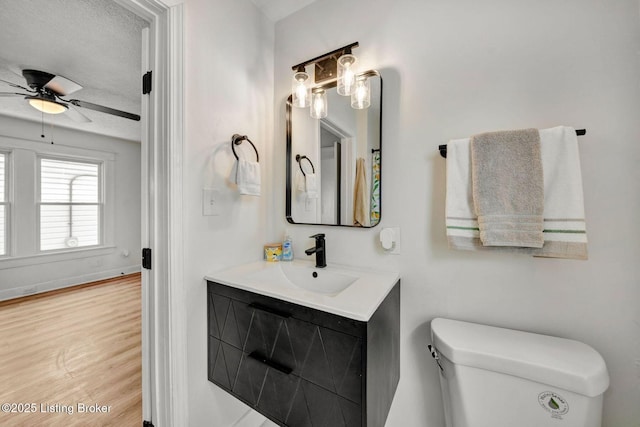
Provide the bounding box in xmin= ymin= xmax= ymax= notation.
xmin=204 ymin=260 xmax=399 ymax=321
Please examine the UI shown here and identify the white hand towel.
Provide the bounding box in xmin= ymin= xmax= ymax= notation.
xmin=304 ymin=173 xmax=319 ymax=199
xmin=296 ymin=170 xmax=306 ymax=192
xmin=235 ymin=158 xmax=261 ymax=196
xmin=445 ymin=126 xmax=588 ymax=259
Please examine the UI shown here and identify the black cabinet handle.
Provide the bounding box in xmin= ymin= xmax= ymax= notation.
xmin=248 ymin=302 xmax=291 ymax=319
xmin=248 ymin=352 xmax=293 ymax=375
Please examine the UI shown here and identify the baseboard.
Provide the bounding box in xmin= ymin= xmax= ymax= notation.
xmin=0 ymin=265 xmax=142 ymax=302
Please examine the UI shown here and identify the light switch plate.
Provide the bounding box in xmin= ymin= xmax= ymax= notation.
xmin=203 ymin=188 xmax=220 ymax=216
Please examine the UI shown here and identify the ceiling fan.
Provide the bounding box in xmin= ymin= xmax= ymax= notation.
xmin=0 ymin=69 xmax=140 ymax=122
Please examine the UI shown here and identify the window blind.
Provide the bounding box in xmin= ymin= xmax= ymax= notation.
xmin=39 ymin=158 xmax=100 ymax=251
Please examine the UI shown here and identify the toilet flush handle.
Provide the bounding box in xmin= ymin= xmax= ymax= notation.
xmin=427 ymin=344 xmax=444 ymax=372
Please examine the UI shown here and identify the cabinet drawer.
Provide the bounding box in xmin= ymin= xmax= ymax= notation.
xmin=210 ymin=342 xmax=362 ymax=427
xmin=208 ymin=281 xmax=365 ymax=338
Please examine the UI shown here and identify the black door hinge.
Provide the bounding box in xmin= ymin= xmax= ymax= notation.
xmin=142 ymin=71 xmax=152 ymax=94
xmin=143 ymin=421 xmax=154 ymax=427
xmin=142 ymin=248 xmax=152 ymax=270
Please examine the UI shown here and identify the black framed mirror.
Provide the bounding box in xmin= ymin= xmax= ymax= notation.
xmin=286 ymin=70 xmax=382 ymax=227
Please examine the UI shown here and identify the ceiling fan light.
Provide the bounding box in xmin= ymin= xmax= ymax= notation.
xmin=28 ymin=98 xmax=67 ymax=115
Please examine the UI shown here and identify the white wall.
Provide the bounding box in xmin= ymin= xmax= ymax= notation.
xmin=0 ymin=115 xmax=141 ymax=298
xmin=179 ymin=0 xmax=275 ymax=425
xmin=274 ymin=1 xmax=640 ymax=426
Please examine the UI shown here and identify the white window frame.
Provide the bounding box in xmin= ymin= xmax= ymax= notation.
xmin=0 ymin=137 xmax=116 ymax=269
xmin=37 ymin=155 xmax=104 ymax=253
xmin=0 ymin=150 xmax=10 ymax=258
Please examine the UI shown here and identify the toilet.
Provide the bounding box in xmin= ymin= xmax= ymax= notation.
xmin=429 ymin=318 xmax=609 ymax=427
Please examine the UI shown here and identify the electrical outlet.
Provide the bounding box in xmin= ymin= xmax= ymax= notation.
xmin=203 ymin=188 xmax=220 ymax=216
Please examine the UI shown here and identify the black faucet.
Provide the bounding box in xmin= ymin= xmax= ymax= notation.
xmin=305 ymin=233 xmax=326 ymax=268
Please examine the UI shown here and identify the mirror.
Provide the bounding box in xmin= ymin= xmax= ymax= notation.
xmin=286 ymin=70 xmax=382 ymax=227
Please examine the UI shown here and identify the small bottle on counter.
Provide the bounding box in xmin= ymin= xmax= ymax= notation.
xmin=281 ymin=232 xmax=293 ymax=261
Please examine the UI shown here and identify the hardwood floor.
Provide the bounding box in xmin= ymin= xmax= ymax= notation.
xmin=0 ymin=274 xmax=142 ymax=426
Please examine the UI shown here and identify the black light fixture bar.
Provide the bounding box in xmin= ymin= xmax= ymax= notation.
xmin=291 ymin=41 xmax=359 ymax=71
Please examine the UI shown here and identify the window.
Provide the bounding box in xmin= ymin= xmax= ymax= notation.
xmin=0 ymin=153 xmax=6 ymax=256
xmin=39 ymin=158 xmax=101 ymax=251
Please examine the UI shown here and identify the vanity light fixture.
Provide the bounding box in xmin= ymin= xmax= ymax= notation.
xmin=351 ymin=76 xmax=371 ymax=109
xmin=291 ymin=41 xmax=371 ymax=119
xmin=310 ymin=88 xmax=327 ymax=119
xmin=291 ymin=66 xmax=311 ymax=108
xmin=337 ymin=48 xmax=357 ymax=96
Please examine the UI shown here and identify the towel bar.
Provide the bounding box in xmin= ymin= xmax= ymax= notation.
xmin=295 ymin=154 xmax=315 ymax=177
xmin=438 ymin=128 xmax=586 ymax=158
xmin=231 ymin=134 xmax=259 ymax=162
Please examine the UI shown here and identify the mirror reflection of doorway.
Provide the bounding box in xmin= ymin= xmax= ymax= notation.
xmin=320 ymin=120 xmax=349 ymax=225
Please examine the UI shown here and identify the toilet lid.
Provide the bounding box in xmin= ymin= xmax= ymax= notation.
xmin=430 ymin=318 xmax=609 ymax=397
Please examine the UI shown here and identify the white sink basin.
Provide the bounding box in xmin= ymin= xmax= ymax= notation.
xmin=205 ymin=260 xmax=399 ymax=321
xmin=245 ymin=261 xmax=358 ymax=296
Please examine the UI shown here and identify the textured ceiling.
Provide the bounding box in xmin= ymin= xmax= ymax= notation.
xmin=0 ymin=0 xmax=146 ymax=141
xmin=251 ymin=0 xmax=319 ymax=22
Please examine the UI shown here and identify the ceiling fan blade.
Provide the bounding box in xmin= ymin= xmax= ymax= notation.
xmin=22 ymin=69 xmax=55 ymax=90
xmin=65 ymin=105 xmax=92 ymax=123
xmin=45 ymin=75 xmax=83 ymax=96
xmin=0 ymin=92 xmax=25 ymax=97
xmin=0 ymin=78 xmax=32 ymax=92
xmin=68 ymin=99 xmax=140 ymax=121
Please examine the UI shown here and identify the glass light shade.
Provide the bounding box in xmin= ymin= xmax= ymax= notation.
xmin=291 ymin=71 xmax=311 ymax=108
xmin=337 ymin=54 xmax=357 ymax=96
xmin=28 ymin=98 xmax=67 ymax=114
xmin=351 ymin=77 xmax=371 ymax=110
xmin=310 ymin=89 xmax=327 ymax=119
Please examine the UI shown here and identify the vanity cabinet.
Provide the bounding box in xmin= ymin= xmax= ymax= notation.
xmin=207 ymin=279 xmax=400 ymax=427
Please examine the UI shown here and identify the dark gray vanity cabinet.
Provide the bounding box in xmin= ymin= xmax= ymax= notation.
xmin=207 ymin=280 xmax=400 ymax=427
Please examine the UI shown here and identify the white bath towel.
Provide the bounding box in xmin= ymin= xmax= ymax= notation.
xmin=445 ymin=126 xmax=588 ymax=259
xmin=235 ymin=158 xmax=261 ymax=196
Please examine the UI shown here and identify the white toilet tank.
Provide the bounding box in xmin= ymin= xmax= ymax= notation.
xmin=430 ymin=318 xmax=609 ymax=427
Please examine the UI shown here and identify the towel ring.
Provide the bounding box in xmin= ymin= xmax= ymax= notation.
xmin=295 ymin=154 xmax=315 ymax=177
xmin=231 ymin=134 xmax=259 ymax=162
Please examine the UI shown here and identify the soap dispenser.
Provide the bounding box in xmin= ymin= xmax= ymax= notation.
xmin=282 ymin=231 xmax=294 ymax=261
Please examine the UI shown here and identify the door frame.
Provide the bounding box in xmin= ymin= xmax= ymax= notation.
xmin=113 ymin=1 xmax=186 ymax=426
